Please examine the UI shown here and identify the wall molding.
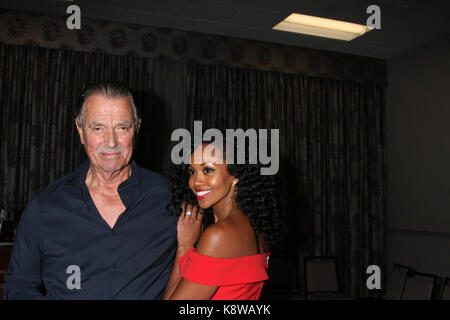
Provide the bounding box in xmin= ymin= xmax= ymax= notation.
xmin=388 ymin=227 xmax=450 ymax=239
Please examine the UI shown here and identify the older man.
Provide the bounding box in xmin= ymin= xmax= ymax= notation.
xmin=3 ymin=81 xmax=177 ymax=299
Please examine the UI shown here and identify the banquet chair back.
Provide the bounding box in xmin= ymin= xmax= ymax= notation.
xmin=402 ymin=271 xmax=441 ymax=300
xmin=304 ymin=256 xmax=339 ymax=299
xmin=440 ymin=278 xmax=450 ymax=300
xmin=384 ymin=263 xmax=414 ymax=300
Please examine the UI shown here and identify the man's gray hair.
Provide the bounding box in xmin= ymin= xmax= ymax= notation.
xmin=76 ymin=81 xmax=139 ymax=129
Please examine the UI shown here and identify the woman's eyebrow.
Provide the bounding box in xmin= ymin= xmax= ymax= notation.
xmin=200 ymin=161 xmax=213 ymax=166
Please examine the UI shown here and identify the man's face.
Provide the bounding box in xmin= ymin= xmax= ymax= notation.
xmin=76 ymin=94 xmax=139 ymax=174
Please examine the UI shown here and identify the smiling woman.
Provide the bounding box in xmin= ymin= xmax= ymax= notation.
xmin=164 ymin=141 xmax=284 ymax=300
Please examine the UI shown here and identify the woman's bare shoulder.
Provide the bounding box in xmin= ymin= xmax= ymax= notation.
xmin=196 ymin=220 xmax=247 ymax=259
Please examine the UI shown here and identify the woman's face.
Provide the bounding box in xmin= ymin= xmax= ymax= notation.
xmin=188 ymin=144 xmax=236 ymax=210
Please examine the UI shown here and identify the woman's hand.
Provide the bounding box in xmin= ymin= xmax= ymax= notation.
xmin=163 ymin=203 xmax=203 ymax=300
xmin=177 ymin=203 xmax=203 ymax=250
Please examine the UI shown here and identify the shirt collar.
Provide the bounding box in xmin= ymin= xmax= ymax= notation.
xmin=67 ymin=158 xmax=90 ymax=189
xmin=67 ymin=159 xmax=141 ymax=208
xmin=117 ymin=161 xmax=140 ymax=208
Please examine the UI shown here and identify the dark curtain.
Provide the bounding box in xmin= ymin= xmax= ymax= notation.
xmin=186 ymin=63 xmax=386 ymax=298
xmin=147 ymin=58 xmax=188 ymax=177
xmin=0 ymin=43 xmax=153 ymax=220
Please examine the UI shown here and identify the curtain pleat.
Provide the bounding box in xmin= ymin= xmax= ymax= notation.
xmin=149 ymin=57 xmax=188 ymax=176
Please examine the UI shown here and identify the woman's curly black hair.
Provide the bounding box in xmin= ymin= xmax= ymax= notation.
xmin=168 ymin=140 xmax=284 ymax=250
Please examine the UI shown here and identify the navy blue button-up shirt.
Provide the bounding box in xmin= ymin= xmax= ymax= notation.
xmin=3 ymin=160 xmax=178 ymax=299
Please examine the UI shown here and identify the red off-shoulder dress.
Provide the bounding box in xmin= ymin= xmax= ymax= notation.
xmin=178 ymin=247 xmax=271 ymax=300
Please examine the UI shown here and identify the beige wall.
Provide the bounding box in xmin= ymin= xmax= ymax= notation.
xmin=386 ymin=33 xmax=450 ymax=284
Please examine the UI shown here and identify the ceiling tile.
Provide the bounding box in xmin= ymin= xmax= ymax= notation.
xmin=180 ymin=0 xmax=240 ymax=22
xmin=227 ymin=7 xmax=288 ymax=29
xmin=81 ymin=4 xmax=176 ymax=28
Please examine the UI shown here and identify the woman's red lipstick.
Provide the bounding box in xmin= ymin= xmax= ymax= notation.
xmin=195 ymin=189 xmax=211 ymax=199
